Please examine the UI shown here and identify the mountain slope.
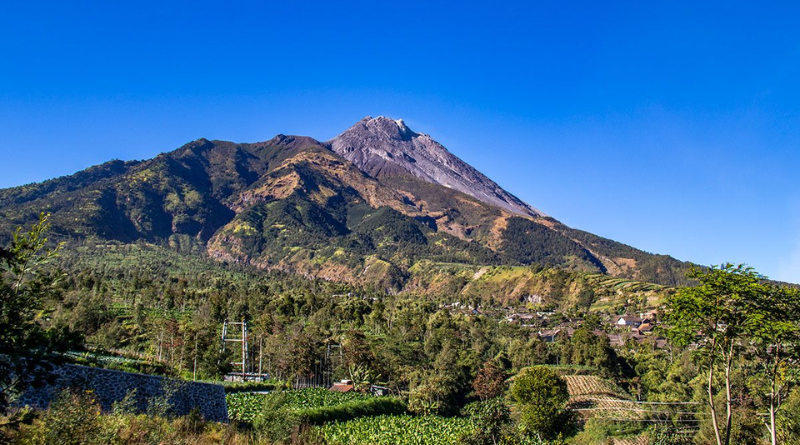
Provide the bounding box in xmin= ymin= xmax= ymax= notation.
xmin=0 ymin=118 xmax=693 ymax=289
xmin=328 ymin=116 xmax=544 ymax=218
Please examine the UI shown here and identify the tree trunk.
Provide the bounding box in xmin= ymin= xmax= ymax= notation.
xmin=770 ymin=342 xmax=781 ymax=445
xmin=178 ymin=330 xmax=185 ymax=373
xmin=770 ymin=402 xmax=778 ymax=445
xmin=723 ymin=343 xmax=734 ymax=445
xmin=193 ymin=336 xmax=198 ymax=380
xmin=708 ymin=338 xmax=724 ymax=445
xmin=157 ymin=330 xmax=163 ymax=361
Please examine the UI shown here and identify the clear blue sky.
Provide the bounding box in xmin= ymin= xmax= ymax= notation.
xmin=1 ymin=1 xmax=799 ymax=283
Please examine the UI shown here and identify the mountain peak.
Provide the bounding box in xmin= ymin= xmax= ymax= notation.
xmin=354 ymin=115 xmax=417 ymax=141
xmin=328 ymin=117 xmax=545 ymax=218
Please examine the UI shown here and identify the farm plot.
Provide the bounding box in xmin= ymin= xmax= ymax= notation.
xmin=319 ymin=414 xmax=476 ymax=445
xmin=564 ymin=375 xmax=630 ymax=399
xmin=565 ymin=375 xmax=700 ymax=425
xmin=227 ymin=388 xmax=372 ymax=423
xmin=564 ymin=375 xmax=645 ymax=421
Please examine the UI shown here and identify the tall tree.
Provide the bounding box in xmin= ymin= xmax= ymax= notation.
xmin=664 ymin=264 xmax=763 ymax=445
xmin=750 ymin=284 xmax=800 ymax=445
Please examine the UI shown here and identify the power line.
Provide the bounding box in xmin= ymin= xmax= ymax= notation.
xmin=602 ymin=418 xmax=704 ymax=423
xmin=575 ymin=408 xmax=708 ymax=416
xmin=577 ymin=397 xmax=700 ymax=405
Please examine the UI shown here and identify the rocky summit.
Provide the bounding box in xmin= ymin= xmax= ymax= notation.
xmin=328 ymin=116 xmax=544 ymax=217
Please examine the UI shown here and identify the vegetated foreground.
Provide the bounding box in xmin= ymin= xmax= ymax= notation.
xmin=2 ymin=215 xmax=800 ymax=445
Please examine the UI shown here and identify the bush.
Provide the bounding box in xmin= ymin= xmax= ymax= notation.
xmin=461 ymin=399 xmax=511 ymax=445
xmin=298 ymin=397 xmax=407 ymax=425
xmin=253 ymin=393 xmax=301 ymax=444
xmin=571 ymin=418 xmax=644 ymax=445
xmin=10 ymin=389 xmax=254 ymax=444
xmin=15 ymin=389 xmax=116 ymax=445
xmin=223 ymin=379 xmax=288 ymax=393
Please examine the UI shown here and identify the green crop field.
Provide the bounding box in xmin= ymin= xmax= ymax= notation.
xmin=318 ymin=414 xmax=476 ymax=445
xmin=226 ymin=388 xmax=372 ymax=423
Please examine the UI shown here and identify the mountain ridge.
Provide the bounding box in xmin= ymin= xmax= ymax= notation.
xmin=0 ymin=117 xmax=692 ymax=289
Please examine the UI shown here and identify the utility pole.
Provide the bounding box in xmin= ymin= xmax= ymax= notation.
xmin=258 ymin=336 xmax=263 ymax=378
xmin=221 ymin=320 xmax=249 ymax=381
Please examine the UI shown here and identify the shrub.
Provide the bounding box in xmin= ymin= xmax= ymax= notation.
xmin=223 ymin=379 xmax=288 ymax=393
xmin=253 ymin=393 xmax=300 ymax=444
xmin=510 ymin=366 xmax=574 ymax=440
xmin=461 ymin=399 xmax=511 ymax=445
xmin=571 ymin=418 xmax=644 ymax=445
xmin=16 ymin=389 xmax=116 ymax=445
xmin=408 ymin=380 xmax=452 ymax=415
xmin=298 ymin=397 xmax=407 ymax=425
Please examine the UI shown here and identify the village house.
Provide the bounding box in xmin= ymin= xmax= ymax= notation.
xmin=330 ymin=379 xmax=354 ymax=393
xmin=639 ymin=309 xmax=659 ymax=320
xmin=506 ymin=313 xmax=539 ymax=324
xmin=613 ymin=315 xmax=644 ymax=328
xmin=538 ymin=328 xmax=562 ymax=342
xmin=634 ymin=321 xmax=655 ymax=335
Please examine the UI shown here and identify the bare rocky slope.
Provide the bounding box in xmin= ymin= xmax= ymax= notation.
xmin=328 ymin=116 xmax=544 ymax=218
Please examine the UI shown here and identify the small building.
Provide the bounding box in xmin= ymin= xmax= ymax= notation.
xmin=635 ymin=322 xmax=655 ymax=335
xmin=614 ymin=315 xmax=644 ymax=327
xmin=639 ymin=310 xmax=659 ymax=320
xmin=609 ymin=334 xmax=625 ymax=347
xmin=330 ymin=380 xmax=354 ymax=393
xmin=538 ymin=329 xmax=562 ymax=342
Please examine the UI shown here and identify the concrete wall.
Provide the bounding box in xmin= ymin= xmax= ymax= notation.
xmin=16 ymin=363 xmax=228 ymax=422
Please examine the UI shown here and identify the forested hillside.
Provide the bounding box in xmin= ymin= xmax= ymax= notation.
xmin=0 ymin=119 xmax=693 ymax=290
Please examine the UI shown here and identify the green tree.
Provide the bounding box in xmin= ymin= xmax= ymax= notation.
xmin=0 ymin=214 xmax=69 ymax=408
xmin=664 ymin=264 xmax=763 ymax=445
xmin=560 ymin=328 xmax=617 ymax=375
xmin=749 ymin=284 xmax=800 ymax=445
xmin=777 ymin=387 xmax=800 ymax=444
xmin=461 ymin=398 xmax=511 ymax=445
xmin=510 ymin=366 xmax=571 ymax=440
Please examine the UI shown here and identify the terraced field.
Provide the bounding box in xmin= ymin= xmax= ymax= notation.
xmin=563 ymin=375 xmax=645 ymax=421
xmin=565 ymin=374 xmax=701 ymax=428
xmin=584 ymin=274 xmax=666 ymax=292
xmin=564 ymin=375 xmax=631 ymax=399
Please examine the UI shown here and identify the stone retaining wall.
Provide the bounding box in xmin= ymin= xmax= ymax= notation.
xmin=16 ymin=363 xmax=228 ymax=422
